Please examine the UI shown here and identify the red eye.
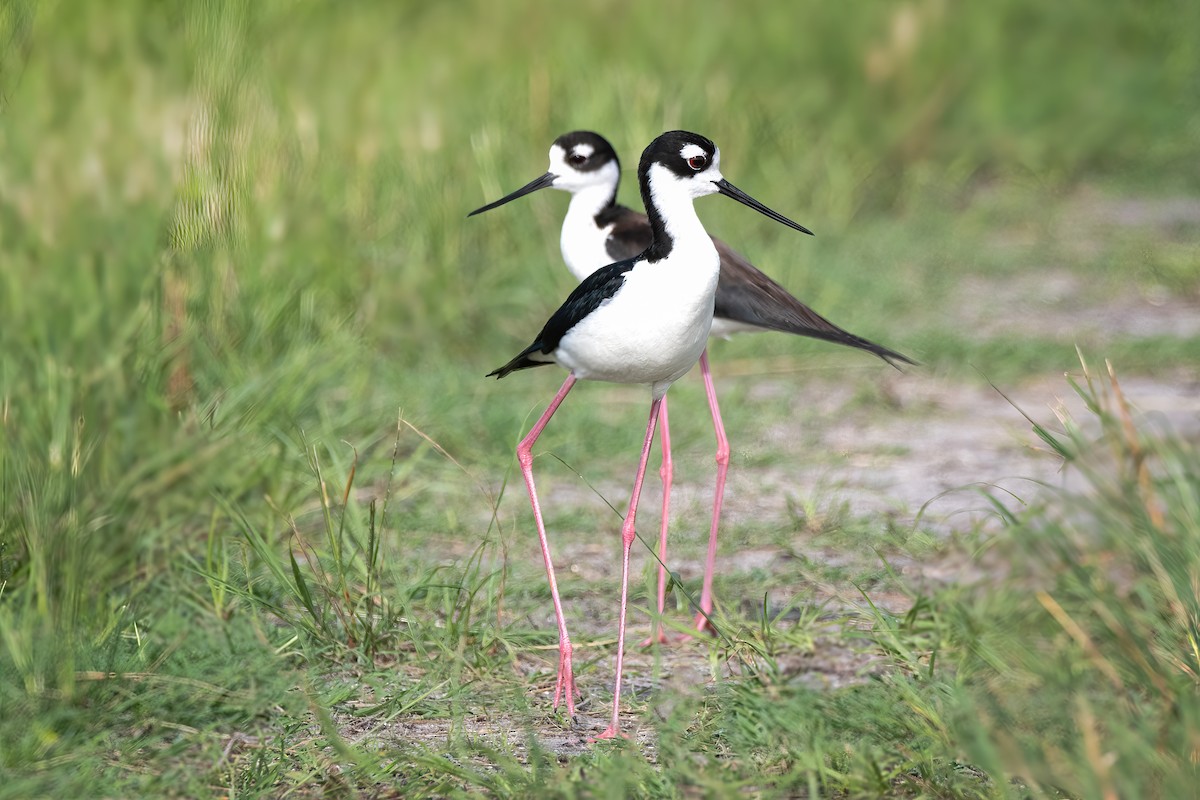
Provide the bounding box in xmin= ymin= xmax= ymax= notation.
xmin=687 ymin=154 xmax=707 ymax=170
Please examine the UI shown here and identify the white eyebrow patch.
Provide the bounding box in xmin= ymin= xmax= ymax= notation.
xmin=572 ymin=144 xmax=595 ymax=159
xmin=679 ymin=143 xmax=707 ymax=160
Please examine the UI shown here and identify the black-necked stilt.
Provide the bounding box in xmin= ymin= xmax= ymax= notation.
xmin=472 ymin=131 xmax=913 ymax=644
xmin=486 ymin=130 xmax=811 ymax=740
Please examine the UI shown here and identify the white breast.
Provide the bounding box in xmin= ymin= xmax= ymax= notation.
xmin=558 ymin=161 xmax=623 ymax=280
xmin=554 ymin=236 xmax=720 ymax=396
xmin=559 ymin=207 xmax=615 ymax=281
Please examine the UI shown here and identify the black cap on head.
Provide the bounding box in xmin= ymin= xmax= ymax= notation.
xmin=638 ymin=130 xmax=814 ymax=240
xmin=637 ymin=130 xmax=717 ymax=183
xmin=553 ymin=130 xmax=620 ymax=172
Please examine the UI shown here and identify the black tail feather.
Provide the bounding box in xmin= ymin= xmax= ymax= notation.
xmin=486 ymin=341 xmax=555 ymax=379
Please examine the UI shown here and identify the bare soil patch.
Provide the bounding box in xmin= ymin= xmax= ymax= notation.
xmin=370 ymin=366 xmax=1198 ymax=753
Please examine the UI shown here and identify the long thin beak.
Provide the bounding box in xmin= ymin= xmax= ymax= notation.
xmin=714 ymin=179 xmax=813 ymax=236
xmin=467 ymin=172 xmax=558 ymax=217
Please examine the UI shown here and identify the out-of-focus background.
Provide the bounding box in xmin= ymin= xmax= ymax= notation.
xmin=2 ymin=1 xmax=1198 ymax=796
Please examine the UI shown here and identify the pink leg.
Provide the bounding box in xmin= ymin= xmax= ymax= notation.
xmin=640 ymin=397 xmax=672 ymax=647
xmin=517 ymin=374 xmax=582 ymax=717
xmin=593 ymin=396 xmax=663 ymax=741
xmin=691 ymin=349 xmax=728 ymax=636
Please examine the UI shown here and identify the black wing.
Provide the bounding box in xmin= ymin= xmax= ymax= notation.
xmin=591 ymin=209 xmax=914 ymax=368
xmin=596 ymin=204 xmax=652 ymax=263
xmin=487 ymin=256 xmax=641 ymax=379
xmin=712 ymin=238 xmax=916 ymax=368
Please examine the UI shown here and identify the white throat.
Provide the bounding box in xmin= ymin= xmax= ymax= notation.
xmin=646 ymin=163 xmax=718 ymax=262
xmin=559 ymin=163 xmax=621 ymax=279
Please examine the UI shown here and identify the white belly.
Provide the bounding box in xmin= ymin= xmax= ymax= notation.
xmin=553 ymin=256 xmax=718 ymax=396
xmin=560 ymin=211 xmax=764 ymax=343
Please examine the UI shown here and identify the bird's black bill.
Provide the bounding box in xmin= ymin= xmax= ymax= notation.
xmin=467 ymin=172 xmax=558 ymax=217
xmin=714 ymin=179 xmax=813 ymax=236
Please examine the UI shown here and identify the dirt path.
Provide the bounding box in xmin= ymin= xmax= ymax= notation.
xmin=751 ymin=368 xmax=1200 ymax=526
xmin=363 ymin=364 xmax=1198 ymax=752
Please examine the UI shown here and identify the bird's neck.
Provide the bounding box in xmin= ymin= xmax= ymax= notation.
xmin=643 ymin=179 xmax=709 ymax=264
xmin=561 ymin=175 xmax=621 ymax=278
xmin=564 ymin=180 xmax=619 ymax=229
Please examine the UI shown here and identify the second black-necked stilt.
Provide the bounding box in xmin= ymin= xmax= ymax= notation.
xmin=486 ymin=130 xmax=811 ymax=740
xmin=472 ymin=131 xmax=913 ymax=644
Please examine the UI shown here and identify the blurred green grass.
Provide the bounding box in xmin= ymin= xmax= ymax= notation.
xmin=1 ymin=0 xmax=1199 ymax=796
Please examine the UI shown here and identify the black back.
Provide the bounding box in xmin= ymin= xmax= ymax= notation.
xmin=595 ymin=204 xmax=652 ymax=263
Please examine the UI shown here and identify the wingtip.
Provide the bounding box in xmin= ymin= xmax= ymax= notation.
xmin=882 ymin=352 xmax=920 ymax=371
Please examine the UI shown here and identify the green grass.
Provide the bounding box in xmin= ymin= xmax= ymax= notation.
xmin=2 ymin=0 xmax=1199 ymax=797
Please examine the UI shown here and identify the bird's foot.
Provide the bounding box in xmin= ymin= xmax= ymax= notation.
xmin=552 ymin=641 xmax=580 ymax=717
xmin=677 ymin=611 xmax=717 ymax=642
xmin=638 ymin=627 xmax=670 ymax=647
xmin=590 ymin=725 xmax=630 ymax=742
